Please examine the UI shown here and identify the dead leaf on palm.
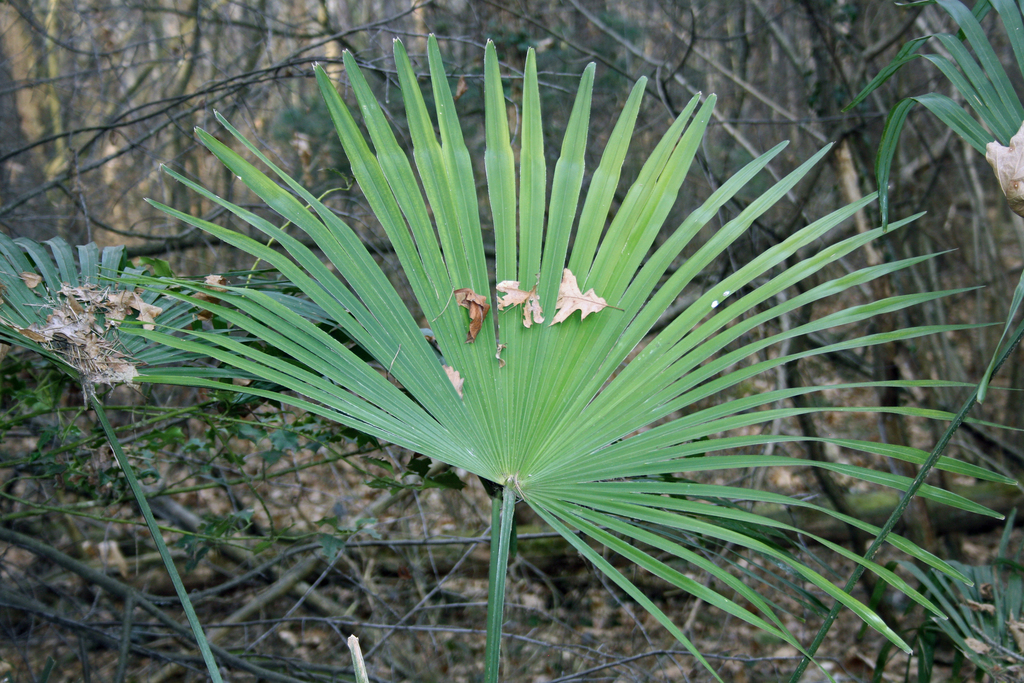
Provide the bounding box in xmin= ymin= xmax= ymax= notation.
xmin=131 ymin=295 xmax=163 ymax=330
xmin=454 ymin=288 xmax=489 ymax=343
xmin=986 ymin=121 xmax=1024 ymax=217
xmin=204 ymin=274 xmax=228 ymax=291
xmin=551 ymin=268 xmax=609 ymax=324
xmin=15 ymin=326 xmax=46 ymax=342
xmin=20 ymin=272 xmax=42 ymax=289
xmin=55 ymin=284 xmax=163 ymax=331
xmin=443 ymin=365 xmax=464 ymax=397
xmin=8 ymin=292 xmax=138 ymax=386
xmin=496 ymin=279 xmax=544 ymax=327
xmin=1009 ymin=619 xmax=1024 ymax=652
xmin=101 ymin=288 xmax=144 ymax=329
xmin=964 ymin=637 xmax=991 ymax=655
xmin=193 ymin=274 xmax=228 ymax=319
xmin=965 ymin=599 xmax=996 ymax=614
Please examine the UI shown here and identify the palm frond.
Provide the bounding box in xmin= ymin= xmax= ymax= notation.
xmin=133 ymin=37 xmax=1009 ymax=674
xmin=0 ymin=234 xmax=203 ymax=386
xmin=846 ymin=0 xmax=1024 ymax=225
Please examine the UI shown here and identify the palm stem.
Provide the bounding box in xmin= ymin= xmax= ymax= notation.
xmin=484 ymin=485 xmax=517 ymax=683
xmin=788 ymin=317 xmax=1024 ymax=682
xmin=89 ymin=391 xmax=224 ymax=683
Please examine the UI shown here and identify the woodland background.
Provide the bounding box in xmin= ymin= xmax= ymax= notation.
xmin=1 ymin=0 xmax=1024 ymax=681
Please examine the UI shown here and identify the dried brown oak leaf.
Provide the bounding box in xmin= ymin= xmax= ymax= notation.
xmin=1009 ymin=619 xmax=1024 ymax=653
xmin=965 ymin=599 xmax=996 ymax=615
xmin=20 ymin=272 xmax=42 ymax=289
xmin=986 ymin=121 xmax=1024 ymax=217
xmin=443 ymin=365 xmax=464 ymax=397
xmin=204 ymin=274 xmax=228 ymax=290
xmin=496 ymin=279 xmax=544 ymax=327
xmin=454 ymin=288 xmax=489 ymax=343
xmin=132 ymin=296 xmax=163 ymax=330
xmin=552 ymin=268 xmax=609 ymax=324
xmin=192 ymin=274 xmax=228 ymax=320
xmin=57 ymin=284 xmax=163 ymax=331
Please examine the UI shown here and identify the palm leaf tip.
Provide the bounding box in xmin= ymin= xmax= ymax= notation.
xmin=142 ymin=37 xmax=1000 ymax=675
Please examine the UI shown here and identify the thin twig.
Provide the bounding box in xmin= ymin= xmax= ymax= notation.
xmin=386 ymin=344 xmax=401 ymax=381
xmin=0 ymin=525 xmax=310 ymax=683
xmin=431 ymin=288 xmax=456 ymax=322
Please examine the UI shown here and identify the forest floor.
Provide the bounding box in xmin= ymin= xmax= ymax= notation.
xmin=1 ymin=400 xmax=1020 ymax=683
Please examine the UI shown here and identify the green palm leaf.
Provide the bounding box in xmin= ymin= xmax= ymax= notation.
xmin=0 ymin=234 xmax=203 ymax=381
xmin=0 ymin=234 xmax=242 ymax=682
xmin=846 ymin=0 xmax=1024 ymax=229
xmin=846 ymin=0 xmax=1024 ymax=403
xmin=134 ymin=37 xmax=1009 ymax=677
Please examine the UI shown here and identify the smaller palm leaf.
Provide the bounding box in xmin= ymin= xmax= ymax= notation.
xmin=0 ymin=234 xmax=205 ymax=389
xmin=904 ymin=511 xmax=1024 ymax=679
xmin=847 ymin=0 xmax=1024 ymax=227
xmin=846 ymin=0 xmax=1024 ymax=401
xmin=136 ymin=37 xmax=1010 ymax=674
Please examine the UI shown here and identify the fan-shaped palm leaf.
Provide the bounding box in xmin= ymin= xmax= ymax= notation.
xmin=0 ymin=234 xmax=205 ymax=383
xmin=135 ymin=38 xmax=1010 ymax=678
xmin=0 ymin=235 xmax=255 ymax=683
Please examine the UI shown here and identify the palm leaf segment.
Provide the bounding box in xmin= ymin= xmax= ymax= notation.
xmin=138 ymin=38 xmax=1009 ymax=665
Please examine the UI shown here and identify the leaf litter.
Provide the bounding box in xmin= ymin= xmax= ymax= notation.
xmin=448 ymin=268 xmax=611 ymax=394
xmin=0 ymin=282 xmax=165 ymax=388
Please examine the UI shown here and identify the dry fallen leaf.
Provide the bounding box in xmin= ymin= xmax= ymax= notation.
xmin=7 ymin=291 xmax=139 ymax=387
xmin=496 ymin=279 xmax=544 ymax=327
xmin=83 ymin=539 xmax=129 ymax=578
xmin=99 ymin=289 xmax=137 ymax=328
xmin=965 ymin=599 xmax=996 ymax=614
xmin=454 ymin=288 xmax=490 ymax=343
xmin=192 ymin=275 xmax=227 ymax=319
xmin=204 ymin=274 xmax=228 ymax=291
xmin=551 ymin=268 xmax=609 ymax=324
xmin=964 ymin=637 xmax=991 ymax=655
xmin=62 ymin=284 xmax=105 ymax=307
xmin=495 ymin=343 xmax=506 ymax=368
xmin=19 ymin=272 xmax=42 ymax=289
xmin=16 ymin=326 xmax=45 ymax=342
xmin=443 ymin=365 xmax=464 ymax=397
xmin=130 ymin=293 xmax=163 ymax=330
xmin=986 ymin=121 xmax=1024 ymax=217
xmin=1009 ymin=619 xmax=1024 ymax=653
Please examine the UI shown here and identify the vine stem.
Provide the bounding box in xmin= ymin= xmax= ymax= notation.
xmin=788 ymin=317 xmax=1024 ymax=682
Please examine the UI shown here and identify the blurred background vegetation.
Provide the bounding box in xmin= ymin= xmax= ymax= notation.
xmin=1 ymin=0 xmax=1024 ymax=681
